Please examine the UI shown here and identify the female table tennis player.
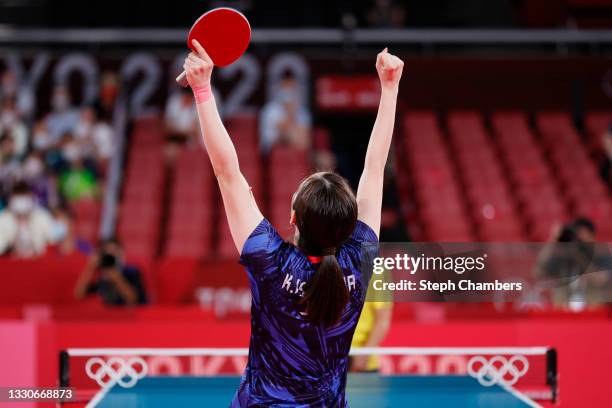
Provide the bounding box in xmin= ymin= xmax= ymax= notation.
xmin=184 ymin=40 xmax=403 ymax=406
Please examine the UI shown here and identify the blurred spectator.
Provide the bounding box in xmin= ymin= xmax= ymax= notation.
xmin=74 ymin=238 xmax=147 ymax=306
xmin=366 ymin=0 xmax=406 ymax=28
xmin=0 ymin=182 xmax=56 ymax=257
xmin=259 ymin=75 xmax=311 ymax=153
xmin=0 ymin=70 xmax=18 ymax=102
xmin=569 ymin=219 xmax=611 ymax=305
xmin=42 ymin=132 xmax=71 ymax=176
xmin=46 ymin=86 xmax=79 ymax=144
xmin=0 ymin=131 xmax=21 ymax=200
xmin=164 ymin=86 xmax=198 ymax=163
xmin=21 ymin=151 xmax=58 ymax=209
xmin=59 ymin=157 xmax=98 ymax=202
xmin=536 ymin=218 xmax=611 ymax=308
xmin=31 ymin=120 xmax=53 ymax=152
xmin=0 ymin=79 xmax=109 ymax=260
xmin=312 ymin=128 xmax=337 ymax=172
xmin=0 ymin=132 xmax=21 ymax=193
xmin=52 ymin=206 xmax=93 ymax=256
xmin=573 ymin=218 xmax=595 ymax=243
xmin=98 ymin=71 xmax=119 ymax=121
xmin=74 ymin=106 xmax=115 ymax=164
xmin=0 ymin=70 xmax=34 ymax=119
xmin=600 ymin=123 xmax=612 ymax=186
xmin=0 ymin=96 xmax=28 ymax=158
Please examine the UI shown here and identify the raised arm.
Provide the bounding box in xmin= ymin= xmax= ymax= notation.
xmin=184 ymin=40 xmax=263 ymax=253
xmin=356 ymin=49 xmax=404 ymax=236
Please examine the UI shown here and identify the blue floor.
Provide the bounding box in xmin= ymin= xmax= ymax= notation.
xmin=95 ymin=374 xmax=534 ymax=407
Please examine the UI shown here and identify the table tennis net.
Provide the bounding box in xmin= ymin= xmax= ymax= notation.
xmin=59 ymin=346 xmax=557 ymax=406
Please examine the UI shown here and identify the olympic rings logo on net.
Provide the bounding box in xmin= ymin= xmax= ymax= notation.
xmin=467 ymin=355 xmax=529 ymax=387
xmin=85 ymin=357 xmax=148 ymax=388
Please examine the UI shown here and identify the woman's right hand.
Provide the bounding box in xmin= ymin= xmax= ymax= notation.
xmin=184 ymin=39 xmax=214 ymax=89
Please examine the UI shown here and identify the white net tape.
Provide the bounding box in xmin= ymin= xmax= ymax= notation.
xmin=75 ymin=347 xmax=539 ymax=389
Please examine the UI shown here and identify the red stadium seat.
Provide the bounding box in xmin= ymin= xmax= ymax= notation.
xmin=585 ymin=111 xmax=612 ymax=152
xmin=268 ymin=146 xmax=311 ymax=236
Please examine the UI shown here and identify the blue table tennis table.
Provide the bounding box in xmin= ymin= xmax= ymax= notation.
xmin=92 ymin=374 xmax=538 ymax=407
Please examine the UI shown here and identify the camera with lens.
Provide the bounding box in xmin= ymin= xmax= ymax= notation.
xmin=98 ymin=252 xmax=118 ymax=269
xmin=557 ymin=224 xmax=577 ymax=243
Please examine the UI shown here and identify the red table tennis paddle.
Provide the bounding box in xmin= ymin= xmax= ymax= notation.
xmin=176 ymin=7 xmax=251 ymax=87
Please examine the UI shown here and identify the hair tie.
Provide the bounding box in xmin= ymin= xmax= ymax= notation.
xmin=322 ymin=247 xmax=336 ymax=256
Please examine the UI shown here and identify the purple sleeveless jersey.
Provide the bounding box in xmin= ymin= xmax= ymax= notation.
xmin=230 ymin=218 xmax=378 ymax=407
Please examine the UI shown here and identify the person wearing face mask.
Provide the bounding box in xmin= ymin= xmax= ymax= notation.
xmin=0 ymin=71 xmax=33 ymax=120
xmin=0 ymin=96 xmax=28 ymax=158
xmin=259 ymin=74 xmax=312 ymax=154
xmin=22 ymin=153 xmax=45 ymax=181
xmin=43 ymin=132 xmax=75 ymax=175
xmin=51 ymin=206 xmax=93 ymax=256
xmin=21 ymin=152 xmax=58 ymax=209
xmin=0 ymin=133 xmax=22 ymax=205
xmin=0 ymin=131 xmax=19 ymax=164
xmin=46 ymin=86 xmax=79 ymax=144
xmin=75 ymin=106 xmax=114 ymax=164
xmin=164 ymin=86 xmax=198 ymax=164
xmin=62 ymin=132 xmax=85 ymax=164
xmin=32 ymin=120 xmax=53 ymax=152
xmin=0 ymin=182 xmax=57 ymax=257
xmin=74 ymin=107 xmax=94 ymax=143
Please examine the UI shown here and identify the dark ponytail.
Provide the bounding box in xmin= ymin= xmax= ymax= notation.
xmin=293 ymin=172 xmax=358 ymax=327
xmin=301 ymin=249 xmax=349 ymax=327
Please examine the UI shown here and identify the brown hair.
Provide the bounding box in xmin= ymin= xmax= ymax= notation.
xmin=293 ymin=172 xmax=358 ymax=327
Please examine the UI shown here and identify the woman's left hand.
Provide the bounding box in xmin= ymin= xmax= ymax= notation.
xmin=376 ymin=48 xmax=404 ymax=92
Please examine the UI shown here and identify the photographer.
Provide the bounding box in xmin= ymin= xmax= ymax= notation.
xmin=536 ymin=218 xmax=610 ymax=308
xmin=74 ymin=238 xmax=147 ymax=306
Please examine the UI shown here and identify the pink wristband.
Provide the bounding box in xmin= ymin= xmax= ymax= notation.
xmin=193 ymin=85 xmax=213 ymax=104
